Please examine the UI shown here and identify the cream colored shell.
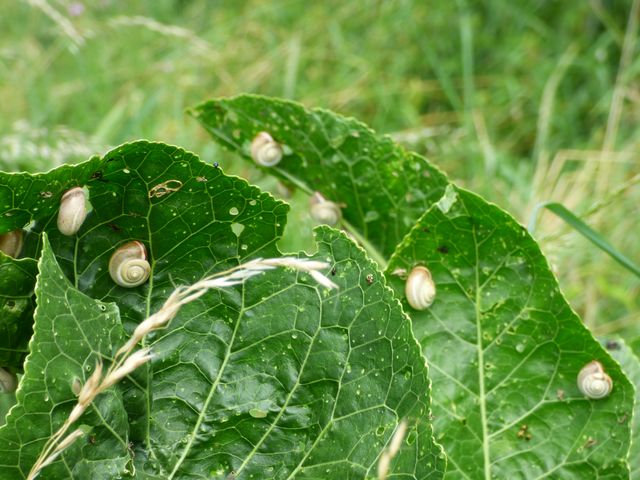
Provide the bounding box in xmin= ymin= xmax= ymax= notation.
xmin=108 ymin=241 xmax=151 ymax=288
xmin=0 ymin=230 xmax=24 ymax=258
xmin=405 ymin=266 xmax=436 ymax=310
xmin=309 ymin=192 xmax=341 ymax=226
xmin=57 ymin=187 xmax=88 ymax=236
xmin=577 ymin=360 xmax=612 ymax=399
xmin=0 ymin=367 xmax=17 ymax=393
xmin=250 ymin=132 xmax=283 ymax=167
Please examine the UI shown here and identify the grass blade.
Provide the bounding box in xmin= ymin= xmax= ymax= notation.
xmin=529 ymin=201 xmax=640 ymax=278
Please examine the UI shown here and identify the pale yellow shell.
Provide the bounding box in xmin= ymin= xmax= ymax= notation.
xmin=108 ymin=241 xmax=151 ymax=288
xmin=309 ymin=192 xmax=341 ymax=226
xmin=0 ymin=367 xmax=17 ymax=393
xmin=405 ymin=266 xmax=436 ymax=310
xmin=57 ymin=187 xmax=88 ymax=236
xmin=251 ymin=132 xmax=283 ymax=167
xmin=0 ymin=230 xmax=24 ymax=258
xmin=577 ymin=360 xmax=612 ymax=399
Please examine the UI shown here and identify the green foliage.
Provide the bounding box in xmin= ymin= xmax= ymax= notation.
xmin=2 ymin=0 xmax=638 ymax=339
xmin=387 ymin=187 xmax=633 ymax=478
xmin=195 ymin=95 xmax=636 ymax=478
xmin=601 ymin=338 xmax=640 ymax=479
xmin=190 ymin=95 xmax=448 ymax=259
xmin=0 ymin=236 xmax=131 ymax=479
xmin=1 ymin=1 xmax=639 ymax=477
xmin=0 ymin=141 xmax=442 ymax=479
xmin=0 ymin=254 xmax=37 ymax=370
xmin=529 ymin=202 xmax=640 ymax=278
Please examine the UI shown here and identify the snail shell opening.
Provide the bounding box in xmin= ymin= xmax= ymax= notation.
xmin=57 ymin=187 xmax=88 ymax=236
xmin=405 ymin=266 xmax=436 ymax=310
xmin=309 ymin=192 xmax=341 ymax=226
xmin=251 ymin=132 xmax=283 ymax=167
xmin=577 ymin=360 xmax=612 ymax=399
xmin=109 ymin=241 xmax=151 ymax=288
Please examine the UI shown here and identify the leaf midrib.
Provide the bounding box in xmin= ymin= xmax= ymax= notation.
xmin=473 ymin=226 xmax=491 ymax=480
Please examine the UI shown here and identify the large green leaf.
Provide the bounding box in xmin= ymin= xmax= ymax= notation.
xmin=190 ymin=94 xmax=449 ymax=262
xmin=193 ymin=95 xmax=635 ymax=477
xmin=1 ymin=142 xmax=288 ymax=334
xmin=0 ymin=235 xmax=132 ymax=478
xmin=0 ymin=253 xmax=37 ymax=370
xmin=386 ymin=185 xmax=634 ymax=479
xmin=140 ymin=226 xmax=445 ymax=479
xmin=0 ymin=142 xmax=444 ymax=478
xmin=602 ymin=338 xmax=640 ymax=479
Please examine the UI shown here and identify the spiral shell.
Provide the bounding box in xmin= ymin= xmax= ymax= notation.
xmin=0 ymin=230 xmax=24 ymax=258
xmin=577 ymin=360 xmax=612 ymax=399
xmin=251 ymin=132 xmax=283 ymax=167
xmin=310 ymin=192 xmax=342 ymax=226
xmin=108 ymin=241 xmax=151 ymax=288
xmin=57 ymin=187 xmax=88 ymax=236
xmin=405 ymin=266 xmax=436 ymax=310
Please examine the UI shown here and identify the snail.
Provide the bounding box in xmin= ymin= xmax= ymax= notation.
xmin=309 ymin=192 xmax=342 ymax=226
xmin=108 ymin=241 xmax=151 ymax=288
xmin=405 ymin=266 xmax=436 ymax=310
xmin=0 ymin=367 xmax=17 ymax=393
xmin=57 ymin=187 xmax=88 ymax=236
xmin=0 ymin=230 xmax=24 ymax=258
xmin=71 ymin=377 xmax=82 ymax=396
xmin=250 ymin=132 xmax=283 ymax=167
xmin=577 ymin=360 xmax=612 ymax=399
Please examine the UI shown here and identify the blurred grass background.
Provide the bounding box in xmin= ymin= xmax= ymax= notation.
xmin=0 ymin=0 xmax=638 ymax=337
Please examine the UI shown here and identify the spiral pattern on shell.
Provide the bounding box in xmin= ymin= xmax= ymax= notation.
xmin=108 ymin=241 xmax=151 ymax=288
xmin=405 ymin=266 xmax=436 ymax=310
xmin=0 ymin=230 xmax=24 ymax=258
xmin=251 ymin=132 xmax=283 ymax=167
xmin=309 ymin=192 xmax=341 ymax=226
xmin=577 ymin=360 xmax=612 ymax=399
xmin=57 ymin=187 xmax=88 ymax=236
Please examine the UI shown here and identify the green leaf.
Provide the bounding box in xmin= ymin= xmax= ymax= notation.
xmin=138 ymin=227 xmax=445 ymax=479
xmin=0 ymin=253 xmax=37 ymax=370
xmin=192 ymin=95 xmax=636 ymax=476
xmin=0 ymin=157 xmax=103 ymax=234
xmin=1 ymin=141 xmax=288 ymax=333
xmin=0 ymin=142 xmax=444 ymax=478
xmin=601 ymin=338 xmax=640 ymax=479
xmin=190 ymin=94 xmax=449 ymax=262
xmin=386 ymin=185 xmax=634 ymax=478
xmin=528 ymin=201 xmax=640 ymax=279
xmin=0 ymin=235 xmax=132 ymax=479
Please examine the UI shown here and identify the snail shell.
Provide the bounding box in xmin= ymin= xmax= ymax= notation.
xmin=577 ymin=360 xmax=612 ymax=399
xmin=405 ymin=266 xmax=436 ymax=310
xmin=0 ymin=367 xmax=17 ymax=393
xmin=310 ymin=192 xmax=342 ymax=226
xmin=0 ymin=230 xmax=24 ymax=258
xmin=250 ymin=132 xmax=283 ymax=167
xmin=57 ymin=187 xmax=88 ymax=236
xmin=108 ymin=241 xmax=151 ymax=288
